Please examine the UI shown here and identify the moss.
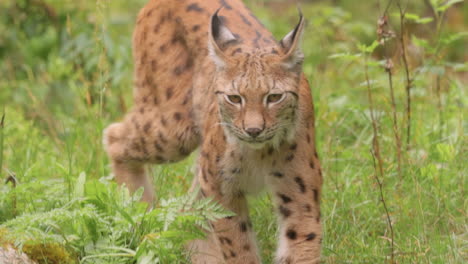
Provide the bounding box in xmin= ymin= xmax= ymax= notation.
xmin=0 ymin=227 xmax=13 ymax=248
xmin=22 ymin=242 xmax=77 ymax=264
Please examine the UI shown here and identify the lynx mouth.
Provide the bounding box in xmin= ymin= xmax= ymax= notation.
xmin=238 ymin=135 xmax=275 ymax=147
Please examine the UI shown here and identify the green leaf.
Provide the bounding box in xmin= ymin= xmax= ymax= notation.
xmin=436 ymin=0 xmax=464 ymax=12
xmin=357 ymin=40 xmax=380 ymax=54
xmin=328 ymin=53 xmax=362 ymax=61
xmin=74 ymin=172 xmax=86 ymax=198
xmin=436 ymin=143 xmax=456 ymax=162
xmin=441 ymin=31 xmax=468 ymax=45
xmin=405 ymin=13 xmax=434 ymax=24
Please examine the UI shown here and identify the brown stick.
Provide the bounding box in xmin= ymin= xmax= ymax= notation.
xmin=364 ymin=56 xmax=395 ymax=263
xmin=385 ymin=60 xmax=403 ymax=181
xmin=397 ymin=2 xmax=413 ymax=150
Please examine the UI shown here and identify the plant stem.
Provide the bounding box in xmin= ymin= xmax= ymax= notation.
xmin=386 ymin=65 xmax=403 ymax=181
xmin=397 ymin=2 xmax=412 ymax=150
xmin=364 ymin=56 xmax=395 ymax=263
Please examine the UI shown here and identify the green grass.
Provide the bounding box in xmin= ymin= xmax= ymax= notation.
xmin=0 ymin=0 xmax=466 ymax=263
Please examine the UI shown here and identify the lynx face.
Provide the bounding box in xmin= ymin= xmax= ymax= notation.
xmin=215 ymin=61 xmax=300 ymax=148
xmin=209 ymin=11 xmax=305 ymax=149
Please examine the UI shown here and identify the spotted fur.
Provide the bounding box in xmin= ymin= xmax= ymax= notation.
xmin=103 ymin=0 xmax=322 ymax=263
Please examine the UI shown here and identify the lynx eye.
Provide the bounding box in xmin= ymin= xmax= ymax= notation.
xmin=226 ymin=95 xmax=242 ymax=104
xmin=267 ymin=93 xmax=284 ymax=104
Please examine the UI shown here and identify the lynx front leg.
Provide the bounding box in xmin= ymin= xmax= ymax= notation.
xmin=103 ymin=122 xmax=154 ymax=204
xmin=269 ymin=142 xmax=323 ymax=264
xmin=194 ymin=154 xmax=262 ymax=264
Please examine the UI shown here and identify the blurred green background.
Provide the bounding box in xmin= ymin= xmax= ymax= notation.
xmin=0 ymin=0 xmax=466 ymax=263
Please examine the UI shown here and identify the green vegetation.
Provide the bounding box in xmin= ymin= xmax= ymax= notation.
xmin=0 ymin=0 xmax=466 ymax=263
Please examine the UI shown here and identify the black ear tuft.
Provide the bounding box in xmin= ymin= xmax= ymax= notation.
xmin=208 ymin=7 xmax=237 ymax=68
xmin=211 ymin=8 xmax=223 ymax=40
xmin=279 ymin=9 xmax=306 ymax=70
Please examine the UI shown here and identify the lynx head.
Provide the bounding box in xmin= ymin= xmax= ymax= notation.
xmin=208 ymin=10 xmax=305 ymax=149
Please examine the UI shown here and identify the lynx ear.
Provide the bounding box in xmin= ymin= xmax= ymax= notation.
xmin=208 ymin=8 xmax=237 ymax=68
xmin=279 ymin=11 xmax=305 ymax=70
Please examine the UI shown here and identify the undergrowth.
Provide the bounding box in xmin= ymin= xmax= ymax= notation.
xmin=0 ymin=0 xmax=466 ymax=263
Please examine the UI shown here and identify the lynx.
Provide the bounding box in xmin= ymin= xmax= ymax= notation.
xmin=103 ymin=0 xmax=323 ymax=263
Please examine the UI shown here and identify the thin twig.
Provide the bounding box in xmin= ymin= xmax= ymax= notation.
xmin=379 ymin=4 xmax=403 ymax=181
xmin=364 ymin=55 xmax=395 ymax=263
xmin=385 ymin=60 xmax=403 ymax=181
xmin=397 ymin=2 xmax=413 ymax=150
xmin=0 ymin=111 xmax=4 ymax=178
xmin=436 ymin=75 xmax=443 ymax=139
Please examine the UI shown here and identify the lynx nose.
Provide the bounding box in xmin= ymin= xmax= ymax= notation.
xmin=245 ymin=127 xmax=263 ymax=138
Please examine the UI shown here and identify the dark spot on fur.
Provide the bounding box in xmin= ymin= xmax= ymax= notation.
xmin=306 ymin=134 xmax=311 ymax=143
xmin=154 ymin=142 xmax=164 ymax=152
xmin=146 ymin=8 xmax=155 ymax=17
xmin=219 ymin=236 xmax=233 ymax=246
xmin=238 ymin=12 xmax=252 ymax=26
xmin=253 ymin=30 xmax=261 ymax=48
xmin=220 ymin=0 xmax=232 ymax=10
xmin=313 ymin=189 xmax=319 ymax=202
xmin=230 ymin=250 xmax=236 ymax=258
xmin=294 ymin=177 xmax=306 ymax=193
xmin=285 ymin=153 xmax=294 ymax=162
xmin=158 ymin=131 xmax=168 ymax=144
xmin=286 ymin=229 xmax=297 ymax=240
xmin=160 ymin=116 xmax=167 ymax=127
xmin=192 ymin=24 xmax=200 ymax=32
xmin=279 ymin=205 xmax=292 ymax=217
xmin=174 ymin=112 xmax=182 ymax=121
xmin=231 ymin=168 xmax=241 ymax=174
xmin=278 ymin=193 xmax=292 ymax=203
xmin=271 ymin=48 xmax=279 ymax=54
xmin=174 ymin=65 xmax=184 ymax=75
xmin=166 ymin=86 xmax=174 ymax=99
xmin=306 ymin=232 xmax=317 ymax=241
xmin=159 ymin=44 xmax=166 ymax=52
xmin=272 ymin=171 xmax=283 ymax=178
xmin=304 ymin=204 xmax=311 ymax=212
xmin=182 ymin=92 xmax=191 ymax=105
xmin=290 ymin=143 xmax=297 ymax=151
xmin=186 ymin=3 xmax=204 ymax=12
xmin=240 ymin=222 xmax=248 ymax=232
xmin=243 ymin=244 xmax=250 ymax=251
xmin=153 ymin=23 xmax=161 ymax=34
xmin=143 ymin=122 xmax=151 ymax=133
xmin=249 ymin=11 xmax=264 ymax=26
xmin=309 ymin=160 xmax=315 ymax=169
xmin=151 ymin=60 xmax=157 ymax=72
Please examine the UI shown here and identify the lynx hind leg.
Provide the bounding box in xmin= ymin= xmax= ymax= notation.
xmin=103 ymin=106 xmax=200 ymax=205
xmin=103 ymin=121 xmax=155 ymax=204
